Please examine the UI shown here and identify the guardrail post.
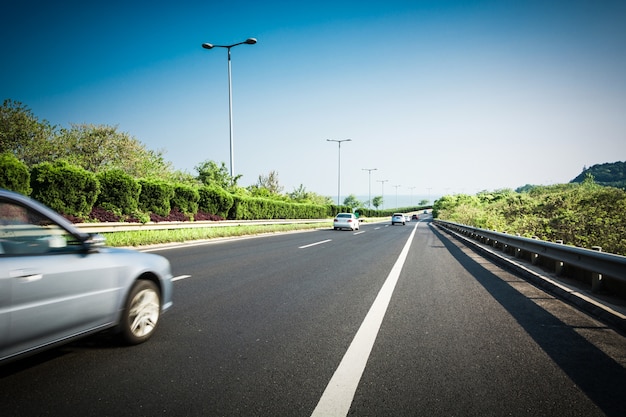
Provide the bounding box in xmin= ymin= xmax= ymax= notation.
xmin=531 ymin=236 xmax=540 ymax=265
xmin=591 ymin=246 xmax=604 ymax=293
xmin=555 ymin=240 xmax=564 ymax=276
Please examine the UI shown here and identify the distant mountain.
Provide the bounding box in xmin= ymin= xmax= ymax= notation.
xmin=571 ymin=161 xmax=626 ymax=189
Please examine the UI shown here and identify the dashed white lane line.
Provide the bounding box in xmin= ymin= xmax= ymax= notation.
xmin=172 ymin=275 xmax=191 ymax=282
xmin=299 ymin=239 xmax=332 ymax=249
xmin=311 ymin=222 xmax=418 ymax=417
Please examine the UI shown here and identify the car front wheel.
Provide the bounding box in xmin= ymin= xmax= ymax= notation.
xmin=121 ymin=280 xmax=161 ymax=345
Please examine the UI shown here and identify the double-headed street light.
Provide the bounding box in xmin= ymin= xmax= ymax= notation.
xmin=362 ymin=168 xmax=377 ymax=208
xmin=202 ymin=37 xmax=257 ymax=180
xmin=327 ymin=139 xmax=352 ymax=206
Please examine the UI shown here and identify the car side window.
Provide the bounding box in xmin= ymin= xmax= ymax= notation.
xmin=0 ymin=201 xmax=81 ymax=256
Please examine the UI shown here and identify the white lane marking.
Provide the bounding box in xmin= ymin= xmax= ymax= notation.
xmin=311 ymin=222 xmax=418 ymax=417
xmin=299 ymin=239 xmax=332 ymax=249
xmin=172 ymin=275 xmax=191 ymax=282
xmin=353 ymin=231 xmax=366 ymax=235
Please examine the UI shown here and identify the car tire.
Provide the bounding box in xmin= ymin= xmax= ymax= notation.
xmin=120 ymin=280 xmax=161 ymax=345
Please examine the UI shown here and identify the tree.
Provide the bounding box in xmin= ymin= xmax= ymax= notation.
xmin=51 ymin=123 xmax=172 ymax=178
xmin=372 ymin=196 xmax=383 ymax=209
xmin=195 ymin=160 xmax=240 ymax=189
xmin=255 ymin=170 xmax=283 ymax=195
xmin=288 ymin=184 xmax=333 ymax=205
xmin=0 ymin=99 xmax=56 ymax=166
xmin=343 ymin=194 xmax=362 ymax=210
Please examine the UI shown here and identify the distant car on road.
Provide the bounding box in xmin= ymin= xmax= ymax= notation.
xmin=0 ymin=188 xmax=174 ymax=364
xmin=411 ymin=214 xmax=419 ymax=220
xmin=333 ymin=212 xmax=360 ymax=231
xmin=391 ymin=213 xmax=406 ymax=225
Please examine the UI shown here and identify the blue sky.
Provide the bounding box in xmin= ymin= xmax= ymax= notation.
xmin=3 ymin=0 xmax=625 ymax=204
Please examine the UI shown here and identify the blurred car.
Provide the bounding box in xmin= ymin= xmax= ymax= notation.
xmin=0 ymin=189 xmax=173 ymax=364
xmin=333 ymin=212 xmax=360 ymax=230
xmin=405 ymin=215 xmax=411 ymax=222
xmin=411 ymin=214 xmax=419 ymax=221
xmin=391 ymin=213 xmax=405 ymax=225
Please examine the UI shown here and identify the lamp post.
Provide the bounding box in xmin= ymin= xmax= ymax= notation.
xmin=327 ymin=139 xmax=352 ymax=206
xmin=409 ymin=186 xmax=416 ymax=206
xmin=394 ymin=184 xmax=401 ymax=208
xmin=202 ymin=37 xmax=257 ymax=180
xmin=362 ymin=168 xmax=377 ymax=208
xmin=377 ymin=179 xmax=388 ymax=209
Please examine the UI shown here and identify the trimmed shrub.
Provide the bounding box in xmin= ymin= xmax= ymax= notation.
xmin=30 ymin=160 xmax=99 ymax=216
xmin=96 ymin=169 xmax=141 ymax=214
xmin=0 ymin=153 xmax=31 ymax=195
xmin=198 ymin=185 xmax=234 ymax=218
xmin=171 ymin=183 xmax=200 ymax=216
xmin=138 ymin=179 xmax=174 ymax=217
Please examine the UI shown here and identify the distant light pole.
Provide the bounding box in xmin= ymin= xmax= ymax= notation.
xmin=377 ymin=179 xmax=388 ymax=209
xmin=394 ymin=185 xmax=401 ymax=208
xmin=202 ymin=37 xmax=257 ymax=180
xmin=327 ymin=139 xmax=352 ymax=206
xmin=362 ymin=168 xmax=377 ymax=208
xmin=409 ymin=186 xmax=416 ymax=206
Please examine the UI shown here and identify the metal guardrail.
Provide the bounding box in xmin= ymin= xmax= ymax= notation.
xmin=433 ymin=220 xmax=626 ymax=285
xmin=74 ymin=219 xmax=330 ymax=234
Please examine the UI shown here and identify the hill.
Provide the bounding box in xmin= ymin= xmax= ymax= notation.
xmin=570 ymin=161 xmax=626 ymax=189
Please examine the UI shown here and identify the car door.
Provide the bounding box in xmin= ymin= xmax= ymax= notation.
xmin=0 ymin=201 xmax=122 ymax=361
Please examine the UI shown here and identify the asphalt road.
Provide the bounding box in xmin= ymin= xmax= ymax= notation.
xmin=1 ymin=217 xmax=625 ymax=416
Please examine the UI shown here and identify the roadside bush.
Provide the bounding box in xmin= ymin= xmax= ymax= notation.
xmin=96 ymin=169 xmax=141 ymax=215
xmin=198 ymin=185 xmax=234 ymax=218
xmin=0 ymin=152 xmax=31 ymax=195
xmin=138 ymin=179 xmax=174 ymax=217
xmin=171 ymin=183 xmax=200 ymax=216
xmin=30 ymin=160 xmax=99 ymax=216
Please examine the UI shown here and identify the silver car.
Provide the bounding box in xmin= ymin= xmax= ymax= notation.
xmin=333 ymin=212 xmax=360 ymax=231
xmin=0 ymin=189 xmax=173 ymax=363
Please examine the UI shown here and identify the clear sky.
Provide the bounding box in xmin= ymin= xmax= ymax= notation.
xmin=3 ymin=0 xmax=625 ymax=204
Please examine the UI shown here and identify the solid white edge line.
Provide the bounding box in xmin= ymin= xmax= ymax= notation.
xmin=311 ymin=222 xmax=419 ymax=417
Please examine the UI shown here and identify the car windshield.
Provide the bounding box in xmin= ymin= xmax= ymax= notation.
xmin=337 ymin=214 xmax=351 ymax=218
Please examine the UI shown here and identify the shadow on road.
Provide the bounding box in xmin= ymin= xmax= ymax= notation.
xmin=430 ymin=224 xmax=626 ymax=417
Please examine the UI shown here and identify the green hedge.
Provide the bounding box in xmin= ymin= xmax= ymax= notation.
xmin=96 ymin=169 xmax=141 ymax=214
xmin=171 ymin=183 xmax=200 ymax=215
xmin=228 ymin=195 xmax=328 ymax=220
xmin=30 ymin=160 xmax=99 ymax=216
xmin=138 ymin=179 xmax=174 ymax=217
xmin=199 ymin=185 xmax=234 ymax=218
xmin=0 ymin=153 xmax=31 ymax=195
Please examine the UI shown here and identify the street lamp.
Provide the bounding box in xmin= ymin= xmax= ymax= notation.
xmin=327 ymin=139 xmax=352 ymax=206
xmin=377 ymin=179 xmax=388 ymax=210
xmin=362 ymin=168 xmax=377 ymax=208
xmin=202 ymin=37 xmax=257 ymax=180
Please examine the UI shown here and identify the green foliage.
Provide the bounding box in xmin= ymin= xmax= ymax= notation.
xmin=0 ymin=99 xmax=56 ymax=166
xmin=30 ymin=160 xmax=99 ymax=216
xmin=434 ymin=184 xmax=626 ymax=255
xmin=228 ymin=194 xmax=328 ymax=220
xmin=171 ymin=183 xmax=200 ymax=215
xmin=372 ymin=196 xmax=383 ymax=209
xmin=195 ymin=160 xmax=239 ymax=189
xmin=51 ymin=123 xmax=172 ymax=178
xmin=138 ymin=179 xmax=174 ymax=217
xmin=288 ymin=184 xmax=333 ymax=205
xmin=0 ymin=152 xmax=31 ymax=195
xmin=343 ymin=194 xmax=362 ymax=210
xmin=198 ymin=185 xmax=234 ymax=218
xmin=95 ymin=169 xmax=141 ymax=214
